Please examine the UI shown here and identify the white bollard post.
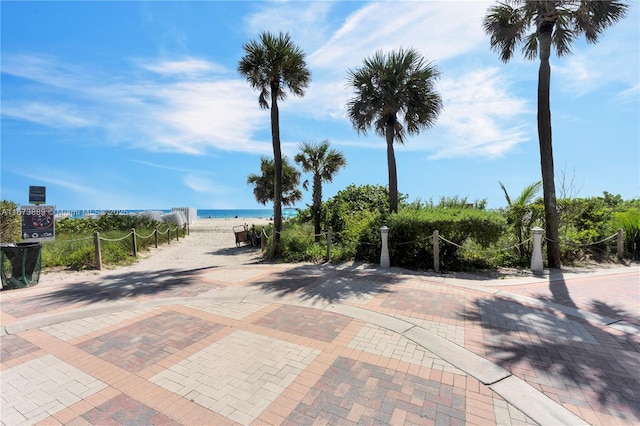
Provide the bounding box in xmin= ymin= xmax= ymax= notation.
xmin=531 ymin=227 xmax=544 ymax=275
xmin=380 ymin=226 xmax=390 ymax=268
xmin=617 ymin=228 xmax=624 ymax=261
xmin=433 ymin=230 xmax=440 ymax=273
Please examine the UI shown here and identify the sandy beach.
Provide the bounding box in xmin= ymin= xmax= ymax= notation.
xmin=42 ymin=218 xmax=274 ymax=284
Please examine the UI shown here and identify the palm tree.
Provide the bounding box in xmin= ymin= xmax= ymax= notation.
xmin=500 ymin=180 xmax=542 ymax=262
xmin=346 ymin=48 xmax=442 ymax=213
xmin=247 ymin=156 xmax=302 ymax=207
xmin=484 ymin=1 xmax=628 ymax=268
xmin=294 ymin=140 xmax=347 ymax=242
xmin=238 ymin=31 xmax=311 ymax=249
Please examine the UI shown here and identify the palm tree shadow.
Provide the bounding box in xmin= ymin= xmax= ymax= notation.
xmin=207 ymin=245 xmax=262 ymax=256
xmin=460 ymin=275 xmax=640 ymax=421
xmin=546 ymin=269 xmax=579 ymax=309
xmin=33 ymin=266 xmax=219 ymax=307
xmin=250 ymin=263 xmax=398 ymax=304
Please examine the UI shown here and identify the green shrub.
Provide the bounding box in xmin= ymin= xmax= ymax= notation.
xmin=385 ymin=207 xmax=506 ymax=271
xmin=324 ymin=184 xmax=395 ymax=238
xmin=557 ymin=197 xmax=619 ymax=262
xmin=614 ymin=209 xmax=640 ymax=260
xmin=0 ymin=200 xmax=21 ymax=243
xmin=40 ymin=215 xmax=185 ymax=270
xmin=55 ymin=217 xmax=99 ymax=234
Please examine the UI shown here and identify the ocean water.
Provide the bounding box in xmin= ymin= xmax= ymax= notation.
xmin=197 ymin=208 xmax=298 ymax=219
xmin=57 ymin=208 xmax=298 ymax=220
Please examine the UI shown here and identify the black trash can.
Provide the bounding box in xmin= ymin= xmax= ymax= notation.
xmin=1 ymin=242 xmax=43 ymax=290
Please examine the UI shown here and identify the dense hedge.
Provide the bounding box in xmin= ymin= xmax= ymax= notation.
xmin=354 ymin=207 xmax=506 ymax=270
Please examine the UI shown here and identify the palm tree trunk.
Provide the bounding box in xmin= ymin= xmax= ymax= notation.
xmin=313 ymin=174 xmax=322 ymax=243
xmin=270 ymin=85 xmax=283 ymax=255
xmin=537 ymin=20 xmax=562 ymax=269
xmin=386 ymin=123 xmax=398 ymax=213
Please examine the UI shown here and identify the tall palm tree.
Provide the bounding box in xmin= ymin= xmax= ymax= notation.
xmin=294 ymin=140 xmax=347 ymax=242
xmin=247 ymin=156 xmax=302 ymax=207
xmin=238 ymin=31 xmax=311 ymax=249
xmin=346 ymin=48 xmax=442 ymax=213
xmin=484 ymin=0 xmax=628 ymax=268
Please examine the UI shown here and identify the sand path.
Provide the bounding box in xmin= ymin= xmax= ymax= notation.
xmin=42 ymin=218 xmax=273 ymax=284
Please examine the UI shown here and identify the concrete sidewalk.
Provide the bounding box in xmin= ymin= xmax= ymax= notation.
xmin=1 ymin=262 xmax=638 ymax=425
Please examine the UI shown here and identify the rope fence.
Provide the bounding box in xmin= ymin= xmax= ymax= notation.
xmin=257 ymin=224 xmax=626 ymax=271
xmin=92 ymin=225 xmax=187 ymax=270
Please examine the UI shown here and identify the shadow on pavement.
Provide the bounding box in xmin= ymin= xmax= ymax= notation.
xmin=33 ymin=266 xmax=219 ymax=306
xmin=206 ymin=245 xmax=266 ymax=265
xmin=461 ymin=271 xmax=640 ymax=422
xmin=250 ymin=263 xmax=400 ymax=304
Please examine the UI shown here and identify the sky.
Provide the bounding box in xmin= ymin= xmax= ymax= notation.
xmin=1 ymin=1 xmax=638 ymax=212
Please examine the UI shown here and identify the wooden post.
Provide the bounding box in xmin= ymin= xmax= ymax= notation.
xmin=154 ymin=228 xmax=158 ymax=248
xmin=168 ymin=227 xmax=171 ymax=245
xmin=93 ymin=231 xmax=102 ymax=270
xmin=433 ymin=230 xmax=440 ymax=273
xmin=131 ymin=228 xmax=137 ymax=257
xmin=261 ymin=228 xmax=266 ymax=250
xmin=176 ymin=226 xmax=179 ymax=241
xmin=326 ymin=227 xmax=332 ymax=262
xmin=617 ymin=228 xmax=624 ymax=261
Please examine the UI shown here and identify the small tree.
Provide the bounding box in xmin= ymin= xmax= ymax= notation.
xmin=294 ymin=140 xmax=346 ymax=242
xmin=500 ymin=181 xmax=543 ymax=263
xmin=247 ymin=156 xmax=302 ymax=207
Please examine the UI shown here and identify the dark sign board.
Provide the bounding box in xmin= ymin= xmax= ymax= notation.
xmin=21 ymin=205 xmax=55 ymax=242
xmin=29 ymin=186 xmax=46 ymax=204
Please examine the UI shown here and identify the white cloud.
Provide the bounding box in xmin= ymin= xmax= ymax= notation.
xmin=309 ymin=1 xmax=491 ymax=71
xmin=1 ymin=102 xmax=93 ymax=128
xmin=243 ymin=1 xmax=334 ymax=52
xmin=1 ymin=54 xmax=271 ymax=155
xmin=429 ymin=68 xmax=530 ymax=159
xmin=615 ymin=84 xmax=640 ymax=104
xmin=142 ymin=58 xmax=227 ymax=77
xmin=183 ymin=174 xmax=232 ymax=196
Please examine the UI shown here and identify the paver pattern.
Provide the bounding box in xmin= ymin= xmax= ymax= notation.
xmin=1 ymin=261 xmax=638 ymax=426
xmin=78 ymin=311 xmax=225 ymax=373
xmin=1 ymin=354 xmax=107 ymax=425
xmin=285 ymin=356 xmax=467 ymax=425
xmin=253 ymin=305 xmax=353 ymax=343
xmin=152 ymin=330 xmax=320 ymax=424
xmin=82 ymin=393 xmax=178 ymax=425
xmin=1 ymin=334 xmax=40 ymax=362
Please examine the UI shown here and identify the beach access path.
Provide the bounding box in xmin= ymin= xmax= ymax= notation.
xmin=1 ymin=218 xmax=639 ymax=425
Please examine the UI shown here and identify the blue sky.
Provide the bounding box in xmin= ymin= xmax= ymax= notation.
xmin=1 ymin=1 xmax=638 ymax=211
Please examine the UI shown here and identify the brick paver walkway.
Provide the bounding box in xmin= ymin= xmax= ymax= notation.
xmin=1 ymin=261 xmax=638 ymax=425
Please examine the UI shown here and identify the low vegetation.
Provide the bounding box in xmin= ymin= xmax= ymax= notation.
xmin=263 ymin=185 xmax=639 ymax=271
xmin=2 ymin=187 xmax=637 ymax=272
xmin=1 ymin=210 xmax=185 ymax=271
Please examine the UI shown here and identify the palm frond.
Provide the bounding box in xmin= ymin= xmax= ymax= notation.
xmin=483 ymin=2 xmax=531 ymax=62
xmin=238 ymin=31 xmax=310 ymax=110
xmin=572 ymin=0 xmax=628 ymax=43
xmin=499 ymin=181 xmax=513 ymax=206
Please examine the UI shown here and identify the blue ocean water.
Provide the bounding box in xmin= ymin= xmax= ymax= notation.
xmin=196 ymin=208 xmax=299 ymax=219
xmin=58 ymin=208 xmax=298 ymax=220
